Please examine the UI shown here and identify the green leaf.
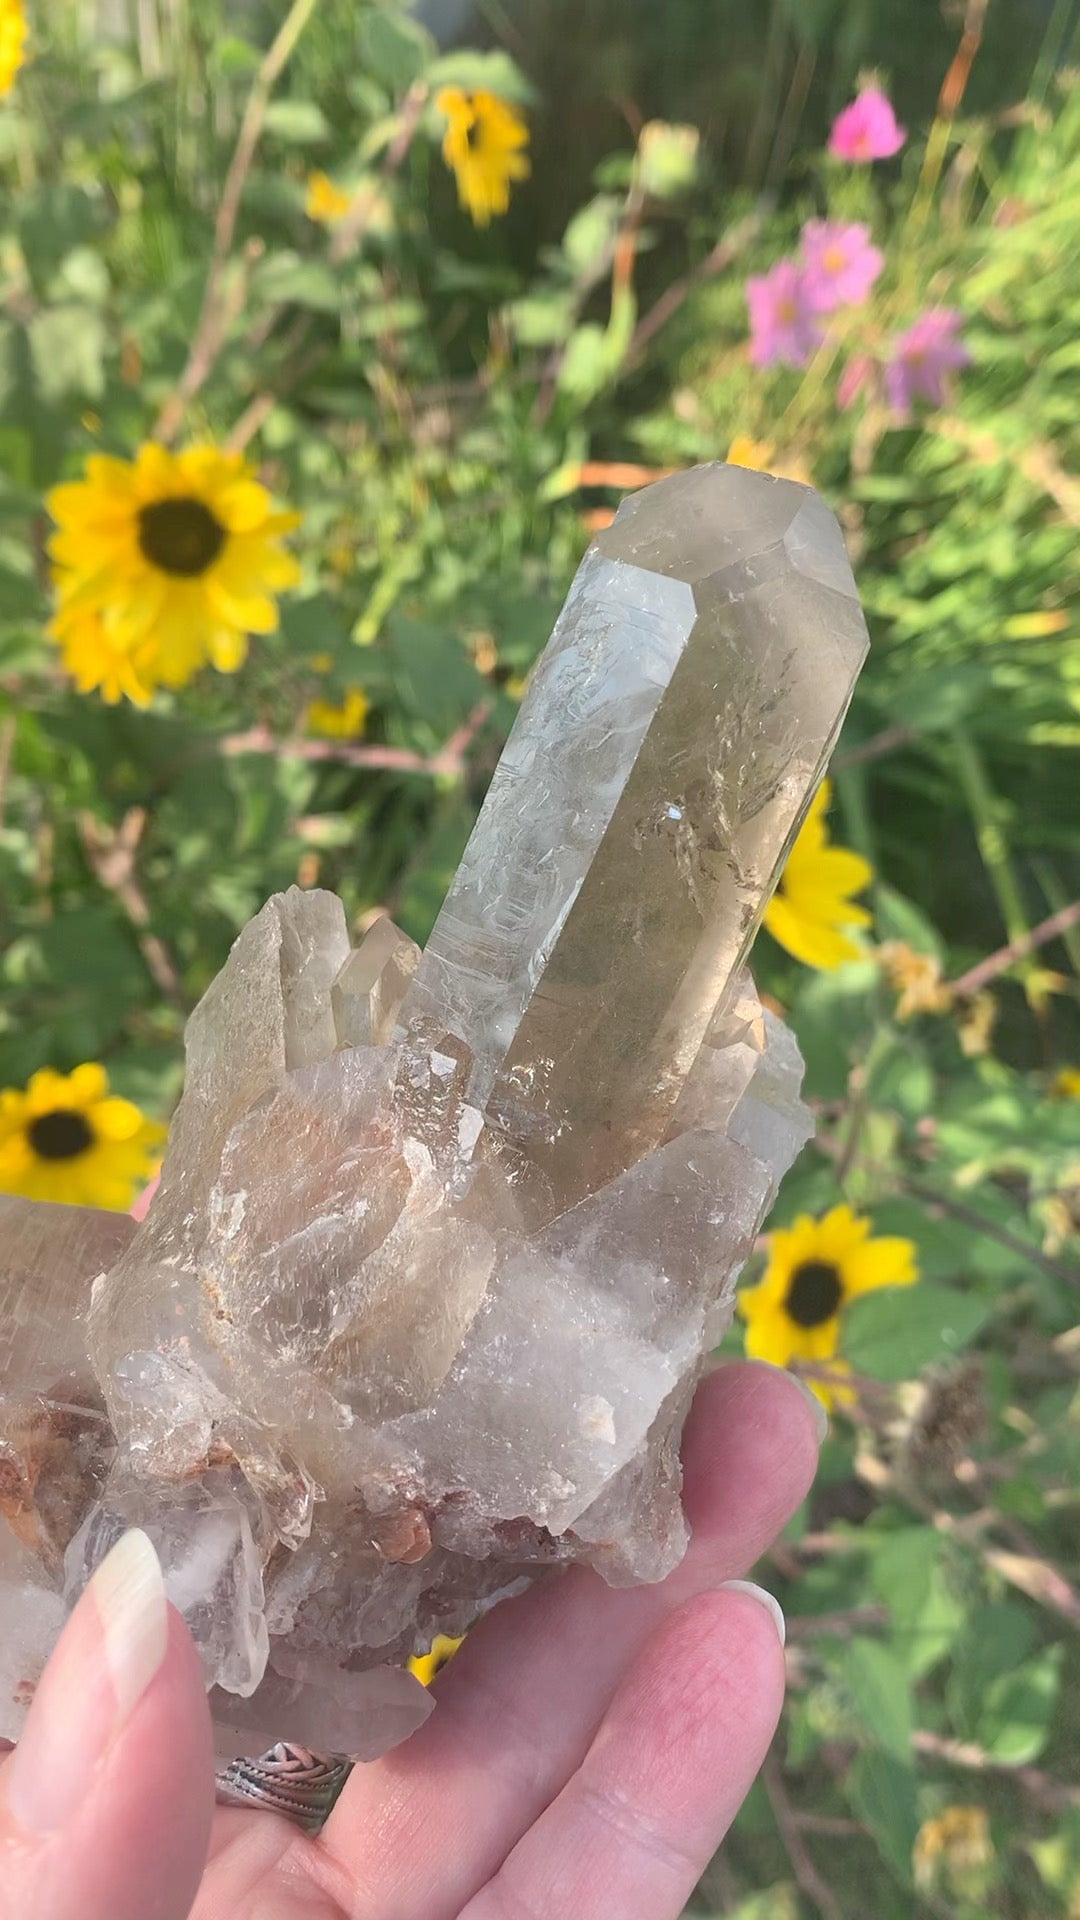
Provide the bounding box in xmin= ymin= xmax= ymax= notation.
xmin=846 ymin=1749 xmax=917 ymax=1888
xmin=979 ymin=1646 xmax=1064 ymax=1764
xmin=873 ymin=881 xmax=946 ymax=960
xmin=840 ymin=1639 xmax=912 ymax=1761
xmin=948 ymin=1601 xmax=1035 ymax=1736
xmin=425 ymin=49 xmax=539 ymax=107
xmin=356 ymin=10 xmax=434 ymax=94
xmin=870 ymin=1529 xmax=964 ymax=1678
xmin=29 ymin=307 xmax=107 ymax=403
xmin=262 ymin=99 xmax=332 ymax=144
xmin=561 ymin=195 xmax=621 ymax=276
xmin=843 ymin=1283 xmax=987 ymax=1382
xmin=17 ymin=186 xmax=107 ymax=294
xmin=253 ymin=254 xmax=341 ymax=313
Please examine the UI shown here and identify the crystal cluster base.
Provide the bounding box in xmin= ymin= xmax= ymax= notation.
xmin=0 ymin=465 xmax=867 ymax=1756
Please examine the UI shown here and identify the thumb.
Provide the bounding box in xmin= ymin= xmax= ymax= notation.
xmin=0 ymin=1528 xmax=214 ymax=1920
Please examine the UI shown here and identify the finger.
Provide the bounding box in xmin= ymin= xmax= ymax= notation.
xmin=326 ymin=1361 xmax=819 ymax=1917
xmin=0 ymin=1529 xmax=214 ymax=1920
xmin=463 ymin=1584 xmax=786 ymax=1920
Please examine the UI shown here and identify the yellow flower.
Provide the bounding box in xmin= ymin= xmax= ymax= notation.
xmin=739 ymin=1202 xmax=919 ymax=1408
xmin=306 ymin=171 xmax=352 ymax=224
xmin=726 ymin=436 xmax=813 ymax=486
xmin=46 ymin=444 xmax=301 ymax=702
xmin=305 ymin=687 xmax=371 ymax=739
xmin=0 ymin=1063 xmax=165 ymax=1211
xmin=915 ymin=1805 xmax=993 ymax=1889
xmin=436 ymin=87 xmax=530 ymax=227
xmin=0 ymin=0 xmax=27 ymax=95
xmin=1052 ymin=1067 xmax=1080 ymax=1099
xmin=763 ymin=780 xmax=873 ymax=969
xmin=52 ymin=607 xmax=158 ymax=708
xmin=408 ymin=1634 xmax=464 ymax=1686
xmin=727 ymin=435 xmax=775 ymax=471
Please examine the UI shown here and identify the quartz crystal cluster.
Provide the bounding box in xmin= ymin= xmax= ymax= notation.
xmin=0 ymin=465 xmax=867 ymax=1758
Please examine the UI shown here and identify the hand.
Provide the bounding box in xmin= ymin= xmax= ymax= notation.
xmin=0 ymin=1362 xmax=822 ymax=1920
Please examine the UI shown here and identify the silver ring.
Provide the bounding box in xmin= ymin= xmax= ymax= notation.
xmin=215 ymin=1741 xmax=353 ymax=1832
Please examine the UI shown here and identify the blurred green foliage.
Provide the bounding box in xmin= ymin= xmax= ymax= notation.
xmin=0 ymin=2 xmax=1078 ymax=1914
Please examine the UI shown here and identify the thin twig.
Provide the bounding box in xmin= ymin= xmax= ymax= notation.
xmin=154 ymin=0 xmax=322 ymax=443
xmin=762 ymin=1753 xmax=844 ymax=1920
xmin=625 ymin=203 xmax=769 ymax=369
xmin=832 ymin=723 xmax=918 ymax=771
xmin=913 ymin=1729 xmax=1080 ymax=1812
xmin=810 ymin=1129 xmax=1078 ymax=1290
xmin=950 ymin=899 xmax=1080 ymax=997
xmin=328 ymin=83 xmax=428 ymax=264
xmin=900 ymin=1174 xmax=1079 ymax=1291
xmin=220 ymin=701 xmax=492 ymax=779
xmin=77 ymin=808 xmax=187 ymax=1008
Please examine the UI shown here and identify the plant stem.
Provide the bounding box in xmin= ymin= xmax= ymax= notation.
xmin=154 ymin=0 xmax=323 ymax=442
xmin=949 ymin=727 xmax=1034 ymax=959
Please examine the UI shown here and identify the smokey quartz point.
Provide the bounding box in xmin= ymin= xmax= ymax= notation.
xmin=0 ymin=465 xmax=866 ymax=1753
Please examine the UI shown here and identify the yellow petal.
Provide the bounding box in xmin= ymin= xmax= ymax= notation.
xmin=841 ymin=1236 xmax=919 ymax=1298
xmin=66 ymin=1061 xmax=110 ymax=1108
xmin=763 ymin=895 xmax=866 ymax=970
xmin=812 ymin=1203 xmax=873 ymax=1263
xmin=90 ymin=1095 xmax=146 ymax=1142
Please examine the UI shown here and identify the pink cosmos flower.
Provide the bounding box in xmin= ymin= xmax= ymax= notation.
xmin=800 ymin=219 xmax=884 ymax=312
xmin=829 ymin=89 xmax=906 ymax=163
xmin=746 ymin=259 xmax=823 ymax=368
xmin=885 ymin=309 xmax=970 ymax=414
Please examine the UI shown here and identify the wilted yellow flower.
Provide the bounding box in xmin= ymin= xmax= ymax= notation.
xmin=0 ymin=0 xmax=27 ymax=95
xmin=306 ymin=171 xmax=352 ymax=224
xmin=0 ymin=1063 xmax=164 ymax=1211
xmin=408 ymin=1634 xmax=464 ymax=1686
xmin=915 ymin=1805 xmax=993 ymax=1889
xmin=47 ymin=444 xmax=301 ymax=702
xmin=436 ymin=87 xmax=530 ymax=227
xmin=879 ymin=941 xmax=952 ymax=1019
xmin=957 ymin=990 xmax=997 ymax=1057
xmin=740 ymin=1203 xmax=918 ymax=1408
xmin=305 ymin=687 xmax=371 ymax=739
xmin=763 ymin=780 xmax=874 ymax=969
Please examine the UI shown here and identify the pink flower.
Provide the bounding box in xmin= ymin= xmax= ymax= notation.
xmin=746 ymin=259 xmax=823 ymax=368
xmin=800 ymin=219 xmax=884 ymax=312
xmin=829 ymin=89 xmax=906 ymax=163
xmin=885 ymin=309 xmax=970 ymax=414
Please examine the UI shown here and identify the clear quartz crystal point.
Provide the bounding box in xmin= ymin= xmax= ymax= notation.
xmin=0 ymin=464 xmax=867 ymax=1756
xmin=399 ymin=464 xmax=867 ymax=1212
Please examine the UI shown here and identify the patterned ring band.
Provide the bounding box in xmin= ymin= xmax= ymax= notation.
xmin=215 ymin=1741 xmax=354 ymax=1833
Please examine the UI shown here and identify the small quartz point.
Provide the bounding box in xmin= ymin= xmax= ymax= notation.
xmin=0 ymin=464 xmax=867 ymax=1754
xmin=332 ymin=917 xmax=421 ymax=1049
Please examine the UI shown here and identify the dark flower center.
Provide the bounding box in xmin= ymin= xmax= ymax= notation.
xmin=138 ymin=498 xmax=226 ymax=577
xmin=28 ymin=1108 xmax=94 ymax=1161
xmin=786 ymin=1260 xmax=843 ymax=1328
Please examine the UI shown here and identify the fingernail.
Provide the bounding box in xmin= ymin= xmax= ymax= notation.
xmin=720 ymin=1579 xmax=787 ymax=1648
xmin=788 ymin=1371 xmax=830 ymax=1443
xmin=5 ymin=1529 xmax=167 ymax=1834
